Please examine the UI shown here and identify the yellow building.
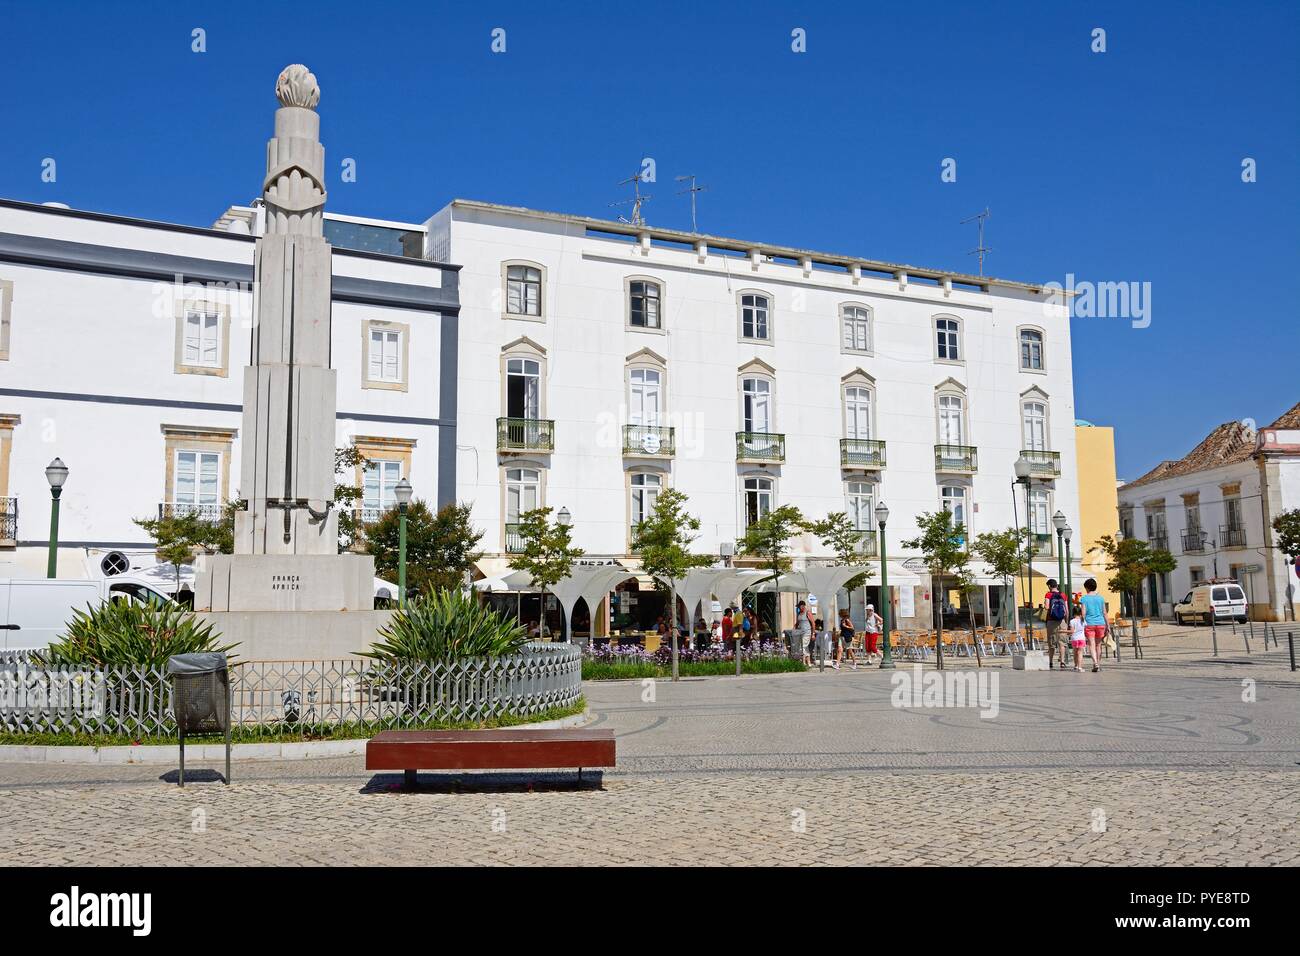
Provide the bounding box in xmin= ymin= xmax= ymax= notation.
xmin=1074 ymin=421 xmax=1121 ymax=612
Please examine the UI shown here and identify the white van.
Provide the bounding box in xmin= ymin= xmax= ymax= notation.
xmin=0 ymin=576 xmax=174 ymax=651
xmin=1173 ymin=581 xmax=1248 ymax=625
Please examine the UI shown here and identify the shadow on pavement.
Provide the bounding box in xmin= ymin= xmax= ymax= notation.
xmin=360 ymin=770 xmax=605 ymax=794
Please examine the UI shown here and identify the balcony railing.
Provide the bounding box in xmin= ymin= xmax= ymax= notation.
xmin=1181 ymin=529 xmax=1207 ymax=553
xmin=934 ymin=443 xmax=978 ymax=473
xmin=1026 ymin=531 xmax=1053 ymax=557
xmin=497 ymin=417 xmax=555 ymax=453
xmin=1020 ymin=449 xmax=1061 ymax=478
xmin=505 ymin=522 xmax=526 ymax=554
xmin=853 ymin=529 xmax=879 ymax=558
xmin=0 ymin=496 xmax=15 ymax=543
xmin=351 ymin=505 xmax=395 ymax=526
xmin=1220 ymin=524 xmax=1247 ymax=549
xmin=840 ymin=438 xmax=886 ymax=469
xmin=736 ymin=431 xmax=785 ymax=463
xmin=1148 ymin=532 xmax=1168 ymax=552
xmin=158 ymin=501 xmax=225 ymax=522
xmin=623 ymin=424 xmax=675 ymax=458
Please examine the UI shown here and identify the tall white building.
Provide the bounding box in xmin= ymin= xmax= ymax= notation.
xmin=425 ymin=200 xmax=1081 ymax=631
xmin=1116 ymin=403 xmax=1300 ymax=622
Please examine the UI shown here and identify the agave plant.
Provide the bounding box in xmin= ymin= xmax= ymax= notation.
xmin=37 ymin=600 xmax=236 ymax=670
xmin=361 ymin=589 xmax=529 ymax=663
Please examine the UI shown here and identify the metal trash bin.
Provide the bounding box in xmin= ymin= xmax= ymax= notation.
xmin=167 ymin=652 xmax=231 ymax=786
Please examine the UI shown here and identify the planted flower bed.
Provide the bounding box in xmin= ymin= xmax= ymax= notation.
xmin=582 ymin=640 xmax=805 ymax=680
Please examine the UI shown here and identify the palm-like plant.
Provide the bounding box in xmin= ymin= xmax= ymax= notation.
xmin=361 ymin=589 xmax=528 ymax=663
xmin=38 ymin=600 xmax=235 ymax=670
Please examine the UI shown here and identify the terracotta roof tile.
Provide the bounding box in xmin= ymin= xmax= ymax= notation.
xmin=1124 ymin=420 xmax=1257 ymax=490
xmin=1267 ymin=401 xmax=1300 ymax=429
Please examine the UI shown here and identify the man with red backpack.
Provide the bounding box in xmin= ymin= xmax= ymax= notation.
xmin=1043 ymin=579 xmax=1069 ymax=669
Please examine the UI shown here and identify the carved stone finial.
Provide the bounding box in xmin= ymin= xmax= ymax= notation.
xmin=275 ymin=64 xmax=320 ymax=109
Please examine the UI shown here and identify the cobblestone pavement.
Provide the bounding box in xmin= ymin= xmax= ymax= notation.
xmin=1 ymin=653 xmax=1296 ymax=866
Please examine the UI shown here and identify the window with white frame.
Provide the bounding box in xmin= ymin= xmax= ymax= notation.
xmin=174 ymin=450 xmax=219 ymax=507
xmin=937 ymin=393 xmax=965 ymax=444
xmin=368 ymin=327 xmax=402 ymax=383
xmin=935 ymin=317 xmax=961 ymax=361
xmin=628 ymin=280 xmax=661 ymax=329
xmin=740 ymin=293 xmax=770 ymax=341
xmin=505 ymin=357 xmax=542 ymax=419
xmin=1029 ymin=487 xmax=1051 ymax=550
xmin=505 ymin=467 xmax=540 ymax=521
xmin=505 ymin=264 xmax=542 ymax=317
xmin=183 ymin=310 xmax=221 ymax=368
xmin=1019 ymin=328 xmax=1044 ymax=370
xmin=844 ymin=385 xmax=873 ymax=440
xmin=630 ymin=472 xmax=661 ymax=530
xmin=628 ymin=367 xmax=662 ymax=426
xmin=363 ymin=459 xmax=402 ymax=518
xmin=941 ymin=484 xmax=968 ymax=543
xmin=841 ymin=305 xmax=872 ymax=353
xmin=1022 ymin=401 xmax=1048 ymax=451
xmin=743 ymin=475 xmax=773 ymax=527
xmin=845 ymin=480 xmax=875 ymax=531
xmin=741 ymin=377 xmax=772 ymax=432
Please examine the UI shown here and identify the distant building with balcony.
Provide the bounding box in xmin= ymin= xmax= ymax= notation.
xmin=1117 ymin=401 xmax=1300 ymax=622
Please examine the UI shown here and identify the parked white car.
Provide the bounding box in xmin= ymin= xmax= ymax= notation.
xmin=0 ymin=574 xmax=174 ymax=651
xmin=1173 ymin=582 xmax=1248 ymax=625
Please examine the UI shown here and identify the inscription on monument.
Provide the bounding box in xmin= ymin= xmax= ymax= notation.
xmin=271 ymin=574 xmax=302 ymax=591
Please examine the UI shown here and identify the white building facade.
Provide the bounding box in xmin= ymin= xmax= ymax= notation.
xmin=426 ymin=200 xmax=1082 ymax=630
xmin=0 ymin=198 xmax=458 ymax=582
xmin=1116 ymin=407 xmax=1300 ymax=622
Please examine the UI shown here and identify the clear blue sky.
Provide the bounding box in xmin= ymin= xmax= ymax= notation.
xmin=2 ymin=0 xmax=1296 ymax=479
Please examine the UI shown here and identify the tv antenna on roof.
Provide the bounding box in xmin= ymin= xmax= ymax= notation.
xmin=674 ymin=174 xmax=709 ymax=233
xmin=960 ymin=207 xmax=992 ymax=275
xmin=610 ymin=164 xmax=653 ymax=227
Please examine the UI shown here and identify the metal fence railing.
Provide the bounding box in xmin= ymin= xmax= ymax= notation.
xmin=0 ymin=496 xmax=16 ymax=542
xmin=0 ymin=643 xmax=583 ymax=738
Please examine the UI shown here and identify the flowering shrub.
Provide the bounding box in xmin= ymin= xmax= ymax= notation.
xmin=581 ymin=639 xmax=801 ymax=680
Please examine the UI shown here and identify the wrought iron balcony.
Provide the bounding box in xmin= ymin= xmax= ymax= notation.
xmin=623 ymin=424 xmax=675 ymax=458
xmin=0 ymin=496 xmax=15 ymax=544
xmin=158 ymin=501 xmax=225 ymax=522
xmin=1026 ymin=531 xmax=1053 ymax=557
xmin=840 ymin=438 xmax=886 ymax=469
xmin=1181 ymin=529 xmax=1208 ymax=553
xmin=1220 ymin=524 xmax=1247 ymax=549
xmin=934 ymin=443 xmax=978 ymax=473
xmin=1020 ymin=449 xmax=1061 ymax=478
xmin=351 ymin=505 xmax=395 ymax=526
xmin=736 ymin=431 xmax=785 ymax=463
xmin=497 ymin=417 xmax=555 ymax=453
xmin=853 ymin=529 xmax=879 ymax=558
xmin=505 ymin=522 xmax=526 ymax=554
xmin=1148 ymin=532 xmax=1168 ymax=552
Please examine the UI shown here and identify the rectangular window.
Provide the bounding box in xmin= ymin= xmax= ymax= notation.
xmin=846 ymin=481 xmax=874 ymax=530
xmin=841 ymin=306 xmax=872 ymax=352
xmin=936 ymin=318 xmax=961 ymax=361
xmin=629 ymin=281 xmax=661 ymax=329
xmin=183 ymin=311 xmax=221 ymax=368
xmin=743 ymin=476 xmax=773 ymax=527
xmin=175 ymin=451 xmax=220 ymax=506
xmin=1019 ymin=329 xmax=1044 ymax=370
xmin=740 ymin=294 xmax=770 ymax=340
xmin=506 ymin=265 xmax=541 ymax=316
xmin=363 ymin=459 xmax=402 ymax=514
xmin=1224 ymin=497 xmax=1242 ymax=531
xmin=368 ymin=328 xmax=402 ymax=382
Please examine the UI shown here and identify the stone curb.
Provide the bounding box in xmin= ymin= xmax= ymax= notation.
xmin=0 ymin=709 xmax=593 ymax=765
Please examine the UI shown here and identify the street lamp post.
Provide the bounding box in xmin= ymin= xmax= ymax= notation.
xmin=1014 ymin=457 xmax=1035 ymax=650
xmin=45 ymin=458 xmax=69 ymax=579
xmin=1063 ymin=524 xmax=1074 ymax=609
xmin=875 ymin=501 xmax=894 ymax=669
xmin=556 ymin=506 xmax=572 ymax=642
xmin=394 ymin=478 xmax=413 ymax=608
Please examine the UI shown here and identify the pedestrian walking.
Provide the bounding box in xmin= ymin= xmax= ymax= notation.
xmin=1068 ymin=603 xmax=1086 ymax=672
xmin=1080 ymin=578 xmax=1108 ymax=673
xmin=795 ymin=600 xmax=814 ymax=665
xmin=863 ymin=604 xmax=882 ymax=660
xmin=1043 ymin=579 xmax=1069 ymax=669
xmin=838 ymin=609 xmax=858 ymax=669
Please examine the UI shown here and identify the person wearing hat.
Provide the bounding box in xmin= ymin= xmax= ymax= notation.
xmin=863 ymin=603 xmax=883 ymax=659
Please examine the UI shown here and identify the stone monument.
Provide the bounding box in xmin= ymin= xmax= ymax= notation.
xmin=194 ymin=66 xmax=383 ymax=656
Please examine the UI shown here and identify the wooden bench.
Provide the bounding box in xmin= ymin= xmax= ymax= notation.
xmin=366 ymin=728 xmax=616 ymax=787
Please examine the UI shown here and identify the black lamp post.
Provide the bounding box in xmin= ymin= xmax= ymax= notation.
xmin=1063 ymin=524 xmax=1074 ymax=608
xmin=876 ymin=501 xmax=894 ymax=669
xmin=394 ymin=477 xmax=413 ymax=608
xmin=45 ymin=458 xmax=69 ymax=579
xmin=1014 ymin=456 xmax=1034 ymax=649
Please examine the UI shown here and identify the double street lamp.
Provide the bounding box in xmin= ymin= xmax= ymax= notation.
xmin=394 ymin=477 xmax=413 ymax=608
xmin=1063 ymin=523 xmax=1074 ymax=608
xmin=45 ymin=458 xmax=69 ymax=579
xmin=1013 ymin=456 xmax=1035 ymax=648
xmin=875 ymin=500 xmax=894 ymax=669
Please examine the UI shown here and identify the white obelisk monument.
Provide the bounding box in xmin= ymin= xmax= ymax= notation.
xmin=195 ymin=65 xmax=377 ymax=635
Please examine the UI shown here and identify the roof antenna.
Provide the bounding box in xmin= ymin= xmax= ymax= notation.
xmin=674 ymin=174 xmax=709 ymax=233
xmin=610 ymin=162 xmax=653 ymax=227
xmin=960 ymin=207 xmax=992 ymax=275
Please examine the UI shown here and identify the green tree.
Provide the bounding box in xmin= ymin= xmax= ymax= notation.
xmin=738 ymin=505 xmax=806 ymax=635
xmin=507 ymin=506 xmax=584 ymax=640
xmin=133 ymin=511 xmax=229 ymax=591
xmin=334 ymin=445 xmax=368 ymax=552
xmin=1091 ymin=534 xmax=1177 ymax=652
xmin=805 ymin=511 xmax=875 ymax=628
xmin=632 ymin=488 xmax=713 ymax=681
xmin=367 ymin=500 xmax=484 ymax=599
xmin=973 ymin=527 xmax=1028 ymax=633
xmin=902 ymin=509 xmax=972 ymax=670
xmin=1273 ymin=508 xmax=1300 ymax=561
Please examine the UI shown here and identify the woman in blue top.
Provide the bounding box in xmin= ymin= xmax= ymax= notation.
xmin=1079 ymin=578 xmax=1108 ymax=673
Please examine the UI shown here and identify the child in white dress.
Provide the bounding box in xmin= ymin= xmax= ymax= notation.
xmin=1068 ymin=606 xmax=1086 ymax=672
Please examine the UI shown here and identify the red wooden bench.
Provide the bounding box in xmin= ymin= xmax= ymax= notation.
xmin=366 ymin=728 xmax=616 ymax=787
